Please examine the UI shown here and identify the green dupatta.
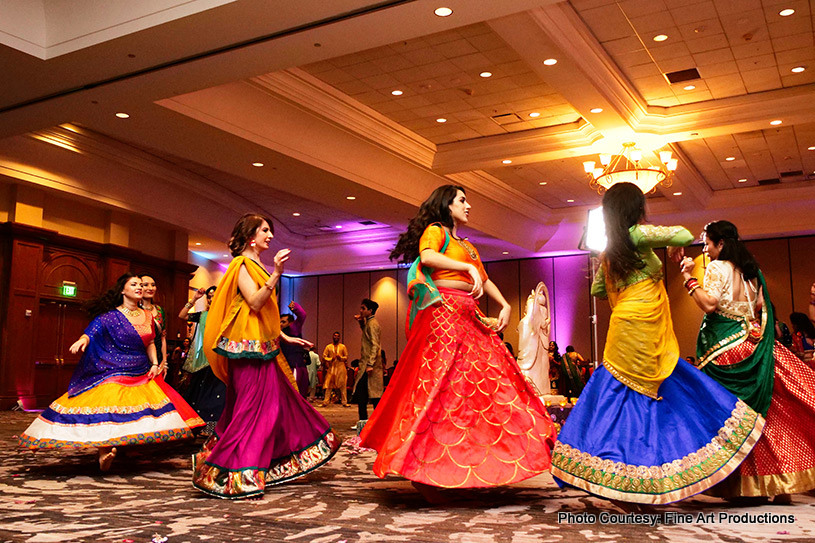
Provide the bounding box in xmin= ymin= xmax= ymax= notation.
xmin=405 ymin=224 xmax=450 ymax=334
xmin=695 ymin=270 xmax=775 ymax=416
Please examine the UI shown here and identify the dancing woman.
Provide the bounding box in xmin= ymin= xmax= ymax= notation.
xmin=360 ymin=185 xmax=555 ymax=495
xmin=550 ymin=183 xmax=763 ymax=504
xmin=140 ymin=274 xmax=167 ymax=368
xmin=192 ymin=213 xmax=340 ymax=499
xmin=20 ymin=273 xmax=203 ymax=470
xmin=681 ymin=220 xmax=815 ymax=501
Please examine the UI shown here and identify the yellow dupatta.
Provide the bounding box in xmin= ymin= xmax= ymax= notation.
xmin=603 ymin=277 xmax=679 ymax=399
xmin=204 ymin=255 xmax=294 ymax=385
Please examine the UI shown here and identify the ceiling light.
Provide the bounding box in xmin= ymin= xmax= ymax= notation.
xmin=566 ymin=199 xmax=575 ymax=203
xmin=436 ymin=118 xmax=447 ymax=123
xmin=502 ymin=251 xmax=509 ymax=255
xmin=223 ymin=254 xmax=228 ymax=258
xmin=115 ymin=112 xmax=129 ymax=118
xmin=683 ymin=85 xmax=696 ymax=91
xmin=391 ymin=89 xmax=403 ymax=96
xmin=673 ymin=192 xmax=683 ymax=196
xmin=539 ymin=181 xmax=547 ymax=185
xmin=791 ymin=66 xmax=806 ymax=73
xmin=502 ymin=159 xmax=512 ymax=164
xmin=292 ymin=212 xmax=301 ymax=216
xmin=808 ymin=146 xmax=815 ymax=151
xmin=543 ymin=58 xmax=557 ymax=66
xmin=590 ymin=107 xmax=603 ymax=113
xmin=653 ymin=34 xmax=668 ymax=42
xmin=738 ymin=178 xmax=747 ymax=183
xmin=725 ymin=156 xmax=735 ymax=161
xmin=584 ymin=142 xmax=677 ymax=194
xmin=346 ymin=196 xmax=356 ymax=200
xmin=779 ymin=8 xmax=795 ymax=16
xmin=770 ymin=119 xmax=782 ymax=125
xmin=434 ymin=7 xmax=452 ymax=17
xmin=195 ymin=242 xmax=201 ymax=246
xmin=480 ymin=71 xmax=492 ymax=78
xmin=335 ymin=225 xmax=343 ymax=229
xmin=252 ymin=162 xmax=264 ymax=167
xmin=529 ymin=112 xmax=541 ymax=118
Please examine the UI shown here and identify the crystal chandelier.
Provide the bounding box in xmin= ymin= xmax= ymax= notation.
xmin=582 ymin=142 xmax=677 ymax=194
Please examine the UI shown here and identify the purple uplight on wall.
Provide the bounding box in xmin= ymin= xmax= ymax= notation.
xmin=552 ymin=254 xmax=592 ymax=354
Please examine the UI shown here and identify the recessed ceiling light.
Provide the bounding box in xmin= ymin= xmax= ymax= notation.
xmin=252 ymin=162 xmax=264 ymax=167
xmin=539 ymin=181 xmax=548 ymax=185
xmin=436 ymin=118 xmax=447 ymax=123
xmin=529 ymin=112 xmax=541 ymax=118
xmin=590 ymin=107 xmax=603 ymax=113
xmin=779 ymin=8 xmax=795 ymax=16
xmin=808 ymin=146 xmax=815 ymax=151
xmin=292 ymin=212 xmax=301 ymax=216
xmin=195 ymin=242 xmax=201 ymax=246
xmin=223 ymin=254 xmax=228 ymax=258
xmin=335 ymin=225 xmax=343 ymax=229
xmin=391 ymin=89 xmax=403 ymax=96
xmin=115 ymin=112 xmax=129 ymax=119
xmin=725 ymin=156 xmax=735 ymax=161
xmin=346 ymin=196 xmax=356 ymax=200
xmin=434 ymin=7 xmax=452 ymax=17
xmin=770 ymin=119 xmax=782 ymax=125
xmin=653 ymin=34 xmax=668 ymax=42
xmin=683 ymin=85 xmax=696 ymax=91
xmin=791 ymin=66 xmax=806 ymax=73
xmin=502 ymin=159 xmax=512 ymax=164
xmin=502 ymin=251 xmax=509 ymax=255
xmin=480 ymin=71 xmax=492 ymax=78
xmin=566 ymin=199 xmax=575 ymax=203
xmin=738 ymin=178 xmax=747 ymax=183
xmin=543 ymin=58 xmax=557 ymax=66
xmin=673 ymin=192 xmax=683 ymax=196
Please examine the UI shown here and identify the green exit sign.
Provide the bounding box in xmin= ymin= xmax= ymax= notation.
xmin=61 ymin=281 xmax=77 ymax=297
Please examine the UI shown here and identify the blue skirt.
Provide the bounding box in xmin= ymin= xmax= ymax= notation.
xmin=551 ymin=359 xmax=764 ymax=504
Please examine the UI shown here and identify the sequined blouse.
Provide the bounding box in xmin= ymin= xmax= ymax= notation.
xmin=704 ymin=260 xmax=762 ymax=319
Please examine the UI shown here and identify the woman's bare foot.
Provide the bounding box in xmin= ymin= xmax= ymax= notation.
xmin=98 ymin=447 xmax=117 ymax=471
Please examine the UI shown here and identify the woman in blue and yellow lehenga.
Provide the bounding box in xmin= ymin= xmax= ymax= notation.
xmin=550 ymin=182 xmax=764 ymax=504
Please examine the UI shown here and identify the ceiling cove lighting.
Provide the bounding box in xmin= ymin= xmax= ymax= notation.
xmin=434 ymin=7 xmax=452 ymax=17
xmin=582 ymin=142 xmax=677 ymax=194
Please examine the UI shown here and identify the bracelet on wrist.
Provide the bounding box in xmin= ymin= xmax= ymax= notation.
xmin=688 ymin=285 xmax=700 ymax=296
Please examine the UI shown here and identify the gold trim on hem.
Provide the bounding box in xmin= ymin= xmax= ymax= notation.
xmin=602 ymin=361 xmax=662 ymax=400
xmin=551 ymin=400 xmax=764 ymax=504
xmin=706 ymin=465 xmax=815 ymax=498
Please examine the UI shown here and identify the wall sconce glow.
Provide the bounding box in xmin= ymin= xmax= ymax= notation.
xmin=115 ymin=112 xmax=130 ymax=118
xmin=391 ymin=89 xmax=403 ymax=96
xmin=770 ymin=119 xmax=782 ymax=125
xmin=585 ymin=206 xmax=606 ymax=252
xmin=590 ymin=107 xmax=603 ymax=113
xmin=779 ymin=8 xmax=795 ymax=16
xmin=252 ymin=162 xmax=264 ymax=167
xmin=653 ymin=34 xmax=668 ymax=42
xmin=480 ymin=71 xmax=492 ymax=78
xmin=543 ymin=58 xmax=557 ymax=65
xmin=502 ymin=159 xmax=512 ymax=164
xmin=434 ymin=7 xmax=452 ymax=16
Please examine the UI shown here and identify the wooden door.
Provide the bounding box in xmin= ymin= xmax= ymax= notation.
xmin=33 ymin=300 xmax=88 ymax=407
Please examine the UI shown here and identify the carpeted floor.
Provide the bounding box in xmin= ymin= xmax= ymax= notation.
xmin=2 ymin=407 xmax=814 ymax=543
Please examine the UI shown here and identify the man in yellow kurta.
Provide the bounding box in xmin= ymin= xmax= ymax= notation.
xmin=320 ymin=332 xmax=349 ymax=406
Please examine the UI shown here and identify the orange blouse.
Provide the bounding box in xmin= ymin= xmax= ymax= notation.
xmin=419 ymin=224 xmax=488 ymax=285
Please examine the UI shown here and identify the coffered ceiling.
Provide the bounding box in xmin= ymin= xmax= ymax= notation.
xmin=0 ymin=0 xmax=814 ymax=274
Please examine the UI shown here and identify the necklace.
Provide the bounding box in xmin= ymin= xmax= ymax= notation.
xmin=142 ymin=302 xmax=154 ymax=311
xmin=119 ymin=305 xmax=142 ymax=317
xmin=455 ymin=237 xmax=477 ymax=260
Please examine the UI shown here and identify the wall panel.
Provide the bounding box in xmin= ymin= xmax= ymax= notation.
xmin=371 ymin=270 xmax=398 ymax=367
xmin=396 ymin=268 xmax=409 ymax=357
xmin=343 ymin=272 xmax=370 ymax=363
xmin=485 ymin=260 xmax=521 ymax=351
xmin=317 ymin=275 xmax=344 ymax=354
xmin=747 ymin=239 xmax=792 ymax=327
xmin=552 ymin=254 xmax=592 ymax=355
xmin=789 ymin=237 xmax=815 ymax=314
xmin=289 ymin=276 xmax=319 ymax=344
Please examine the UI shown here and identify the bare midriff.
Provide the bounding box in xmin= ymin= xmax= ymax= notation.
xmin=434 ymin=279 xmax=475 ymax=293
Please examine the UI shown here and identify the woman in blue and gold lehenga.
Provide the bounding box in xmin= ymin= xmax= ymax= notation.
xmin=550 ymin=182 xmax=764 ymax=504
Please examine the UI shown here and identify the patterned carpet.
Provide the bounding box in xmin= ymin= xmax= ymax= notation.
xmin=2 ymin=408 xmax=815 ymax=543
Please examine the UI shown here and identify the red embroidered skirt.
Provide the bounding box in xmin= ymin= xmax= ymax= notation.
xmin=710 ymin=341 xmax=815 ymax=496
xmin=360 ymin=288 xmax=555 ymax=488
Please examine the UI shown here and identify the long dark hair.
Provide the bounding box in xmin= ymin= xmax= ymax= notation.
xmin=390 ymin=184 xmax=464 ymax=264
xmin=228 ymin=213 xmax=274 ymax=256
xmin=85 ymin=272 xmax=139 ymax=319
xmin=702 ymin=220 xmax=759 ymax=280
xmin=790 ymin=312 xmax=815 ymax=339
xmin=602 ymin=182 xmax=646 ymax=282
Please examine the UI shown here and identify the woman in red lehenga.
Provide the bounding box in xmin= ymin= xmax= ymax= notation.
xmin=681 ymin=220 xmax=815 ymax=502
xmin=359 ymin=185 xmax=555 ymax=499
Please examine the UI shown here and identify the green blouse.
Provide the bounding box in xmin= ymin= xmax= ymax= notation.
xmin=591 ymin=224 xmax=693 ymax=297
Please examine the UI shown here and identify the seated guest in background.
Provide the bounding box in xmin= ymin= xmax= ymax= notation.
xmin=20 ymin=273 xmax=203 ymax=470
xmin=321 ymin=332 xmax=349 ymax=406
